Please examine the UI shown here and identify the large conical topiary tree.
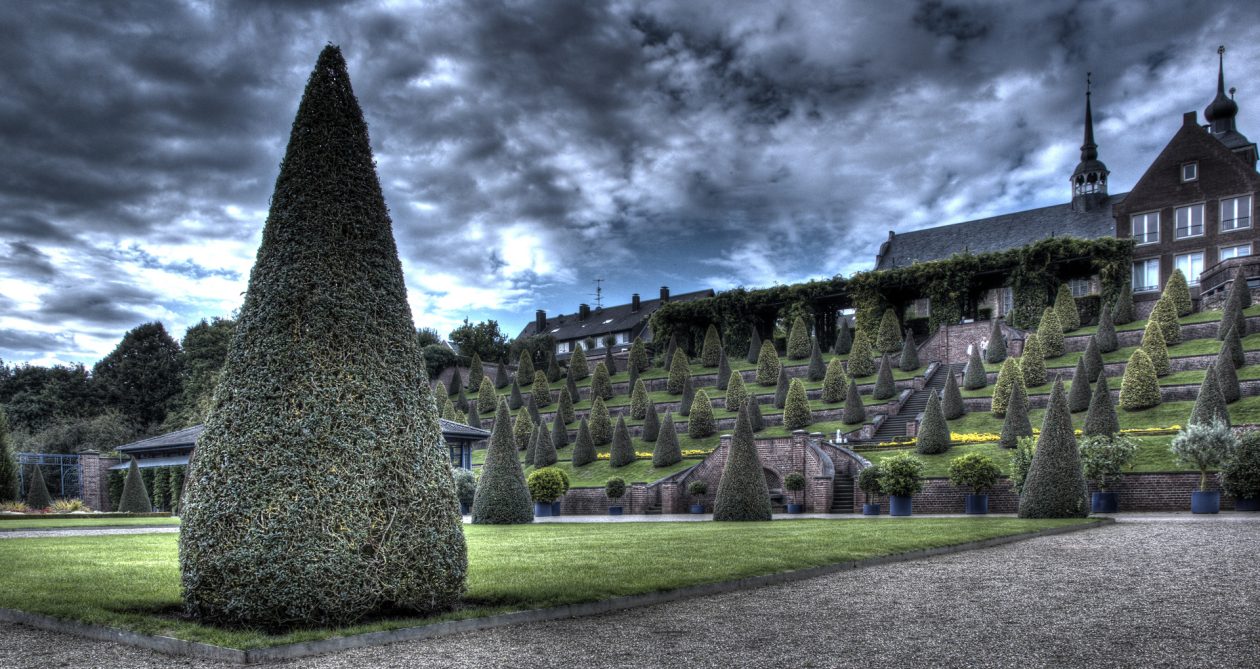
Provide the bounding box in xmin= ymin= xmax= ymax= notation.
xmin=774 ymin=365 xmax=790 ymax=409
xmin=963 ymin=345 xmax=987 ymax=390
xmin=524 ymin=421 xmax=539 ymax=472
xmin=532 ymin=371 xmax=551 ymax=407
xmin=748 ymin=393 xmax=765 ymax=432
xmin=786 ymin=316 xmax=811 ymax=359
xmin=654 ymin=412 xmax=680 ymax=466
xmin=1067 ymin=358 xmax=1091 ymax=413
xmin=821 ymin=358 xmax=847 ymax=404
xmin=569 ymin=342 xmax=589 ymax=381
xmin=833 ymin=320 xmax=852 ymax=355
xmin=533 ymin=421 xmax=557 ymax=468
xmin=1190 ymin=363 xmax=1230 ymax=428
xmin=689 ymin=389 xmax=717 ymax=438
xmin=591 ymin=362 xmax=613 ymax=401
xmin=1021 ymin=333 xmax=1046 ymax=387
xmin=468 ymin=354 xmax=484 ymax=392
xmin=517 ymin=350 xmax=535 ymax=385
xmin=1095 ymin=306 xmax=1118 ymax=353
xmin=642 ymin=399 xmax=661 ymax=442
xmin=0 ymin=409 xmax=17 ymax=502
xmin=1083 ymin=336 xmax=1104 ymax=383
xmin=1149 ymin=294 xmax=1181 ymax=345
xmin=808 ymin=337 xmax=827 ymax=380
xmin=942 ymin=369 xmax=965 ymax=420
xmin=873 ymin=354 xmax=896 ymax=400
xmin=725 ymin=372 xmax=748 ymax=413
xmin=546 ymin=351 xmax=562 ymax=383
xmin=1165 ymin=269 xmax=1193 ymax=317
xmin=629 ymin=378 xmax=649 ymax=420
xmin=1119 ymin=349 xmax=1161 ymax=410
xmin=1112 ymin=279 xmax=1135 ymax=325
xmin=572 ymin=418 xmax=596 ymax=467
xmin=662 ymin=334 xmax=678 ymax=370
xmin=629 ymin=337 xmax=649 ymax=374
xmin=1216 ymin=345 xmax=1241 ymax=404
xmin=998 ymin=375 xmax=1031 ymax=450
xmin=1140 ymin=318 xmax=1170 ymax=377
xmin=755 ymin=340 xmax=780 ymax=386
xmin=701 ymin=324 xmax=723 ymax=367
xmin=551 ymin=411 xmax=568 ymax=450
xmin=842 ymin=379 xmax=865 ymax=425
xmin=667 ymin=349 xmax=690 ymax=395
xmin=679 ymin=375 xmax=695 ymax=417
xmin=1223 ymin=325 xmax=1246 ymax=370
xmin=610 ymin=415 xmax=635 ymax=467
xmin=1083 ymin=374 xmax=1119 ymax=437
xmin=991 ymin=357 xmax=1022 ymax=418
xmin=782 ymin=378 xmax=813 ymax=430
xmin=1053 ymin=283 xmax=1080 ymax=332
xmin=589 ymin=396 xmax=612 ymax=445
xmin=1220 ymin=285 xmax=1247 ymax=342
xmin=558 ymin=386 xmax=576 ymax=425
xmin=473 ymin=400 xmax=533 ymax=525
xmin=477 ymin=376 xmax=498 ymax=417
xmin=717 ymin=348 xmax=733 ymax=390
xmin=495 ymin=360 xmax=510 ymax=389
xmin=746 ymin=325 xmax=762 ymax=364
xmin=1018 ymin=378 xmax=1089 ymax=518
xmin=916 ymin=390 xmax=950 ymax=455
xmin=509 ymin=378 xmax=523 ymax=410
xmin=180 ymin=47 xmax=466 ymax=628
xmin=847 ymin=329 xmax=876 ymax=378
xmin=985 ymin=318 xmax=1007 ymax=364
xmin=712 ymin=404 xmax=772 ymax=521
xmin=899 ymin=330 xmax=920 ymax=372
xmin=876 ymin=309 xmax=903 ymax=354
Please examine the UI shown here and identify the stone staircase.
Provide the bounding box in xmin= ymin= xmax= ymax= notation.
xmin=829 ymin=473 xmax=854 ymax=513
xmin=864 ymin=363 xmax=961 ymax=443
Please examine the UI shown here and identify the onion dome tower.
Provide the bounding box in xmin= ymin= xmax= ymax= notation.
xmin=1071 ymin=73 xmax=1109 ymax=212
xmin=1205 ymin=45 xmax=1256 ymax=168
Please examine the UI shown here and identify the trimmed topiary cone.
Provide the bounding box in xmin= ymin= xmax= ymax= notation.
xmin=1083 ymin=374 xmax=1119 ymax=437
xmin=1220 ymin=282 xmax=1247 ymax=341
xmin=748 ymin=394 xmax=765 ymax=432
xmin=1217 ymin=345 xmax=1241 ymax=404
xmin=667 ymin=349 xmax=690 ymax=395
xmin=473 ymin=400 xmax=533 ymax=526
xmin=783 ymin=378 xmax=813 ymax=430
xmin=717 ymin=348 xmax=732 ymax=390
xmin=1119 ymin=349 xmax=1161 ymax=410
xmin=1018 ymin=378 xmax=1089 ymax=519
xmin=998 ymin=376 xmax=1031 ymax=449
xmin=569 ymin=342 xmax=589 ymax=381
xmin=1083 ymin=335 xmax=1104 ymax=383
xmin=1021 ymin=333 xmax=1046 ymax=387
xmin=180 ymin=47 xmax=466 ymax=629
xmin=746 ymin=325 xmax=762 ymax=365
xmin=532 ymin=371 xmax=551 ymax=407
xmin=786 ymin=316 xmax=811 ymax=359
xmin=679 ymin=375 xmax=695 ymax=417
xmin=985 ymin=318 xmax=1007 ymax=364
xmin=558 ymin=386 xmax=576 ymax=425
xmin=991 ymin=357 xmax=1023 ymax=418
xmin=0 ymin=409 xmax=18 ymax=503
xmin=24 ymin=465 xmax=52 ymax=510
xmin=701 ymin=324 xmax=723 ymax=367
xmin=1140 ymin=318 xmax=1170 ymax=377
xmin=808 ymin=337 xmax=827 ymax=380
xmin=942 ymin=369 xmax=965 ymax=420
xmin=774 ymin=365 xmax=790 ymax=409
xmin=899 ymin=330 xmax=920 ymax=372
xmin=1112 ymin=280 xmax=1136 ymax=325
xmin=873 ymin=354 xmax=896 ymax=400
xmin=589 ymin=396 xmax=612 ymax=445
xmin=117 ymin=458 xmax=152 ymax=512
xmin=833 ymin=320 xmax=852 ymax=355
xmin=534 ymin=421 xmax=557 ymax=468
xmin=591 ymin=362 xmax=613 ymax=400
xmin=1224 ymin=325 xmax=1246 ymax=370
xmin=546 ymin=352 xmax=562 ymax=383
xmin=571 ymin=418 xmax=595 ymax=467
xmin=604 ymin=342 xmax=616 ymax=376
xmin=517 ymin=350 xmax=535 ymax=385
xmin=1037 ymin=307 xmax=1064 ymax=359
xmin=448 ymin=368 xmax=463 ymax=396
xmin=610 ymin=415 xmax=635 ymax=467
xmin=525 ymin=393 xmax=541 ymax=425
xmin=629 ymin=337 xmax=649 ymax=374
xmin=755 ymin=340 xmax=780 ymax=386
xmin=1165 ymin=269 xmax=1193 ymax=317
xmin=477 ymin=376 xmax=497 ymax=417
xmin=1067 ymin=358 xmax=1091 ymax=413
xmin=629 ymin=378 xmax=649 ymax=419
xmin=963 ymin=345 xmax=987 ymax=390
xmin=509 ymin=378 xmax=523 ymax=410
xmin=916 ymin=390 xmax=950 ymax=455
xmin=1149 ymin=294 xmax=1181 ymax=345
xmin=642 ymin=399 xmax=661 ymax=442
xmin=846 ymin=329 xmax=877 ymax=378
xmin=876 ymin=309 xmax=903 ymax=354
xmin=525 ymin=424 xmax=539 ymax=468
xmin=469 ymin=354 xmax=484 ymax=391
xmin=551 ymin=411 xmax=568 ymax=450
xmin=821 ymin=358 xmax=847 ymax=404
xmin=495 ymin=359 xmax=511 ymax=389
xmin=688 ymin=389 xmax=717 ymax=438
xmin=725 ymin=372 xmax=748 ymax=412
xmin=1190 ymin=363 xmax=1230 ymax=428
xmin=1095 ymin=306 xmax=1119 ymax=353
xmin=842 ymin=379 xmax=866 ymax=425
xmin=1054 ymin=283 xmax=1080 ymax=332
xmin=713 ymin=404 xmax=772 ymax=521
xmin=663 ymin=334 xmax=678 ymax=370
xmin=466 ymin=403 xmax=482 ymax=431
xmin=653 ymin=411 xmax=681 ymax=467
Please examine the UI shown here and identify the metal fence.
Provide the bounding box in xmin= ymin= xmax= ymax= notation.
xmin=16 ymin=453 xmax=82 ymax=500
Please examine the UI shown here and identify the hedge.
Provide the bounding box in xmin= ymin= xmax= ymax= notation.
xmin=1018 ymin=379 xmax=1088 ymax=518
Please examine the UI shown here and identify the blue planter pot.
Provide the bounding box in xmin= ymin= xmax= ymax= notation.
xmin=1236 ymin=497 xmax=1259 ymax=512
xmin=786 ymin=503 xmax=804 ymax=514
xmin=551 ymin=501 xmax=562 ymax=516
xmin=1091 ymin=491 xmax=1119 ymax=514
xmin=1191 ymin=491 xmax=1221 ymax=514
xmin=690 ymin=503 xmax=705 ymax=514
xmin=964 ymin=494 xmax=989 ymax=515
xmin=862 ymin=503 xmax=881 ymax=516
xmin=889 ymin=495 xmax=913 ymax=517
xmin=534 ymin=501 xmax=553 ymax=517
xmin=608 ymin=506 xmax=623 ymax=516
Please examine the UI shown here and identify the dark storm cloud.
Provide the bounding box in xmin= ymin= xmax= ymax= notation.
xmin=0 ymin=242 xmax=58 ymax=280
xmin=39 ymin=283 xmax=158 ymax=326
xmin=0 ymin=328 xmax=76 ymax=356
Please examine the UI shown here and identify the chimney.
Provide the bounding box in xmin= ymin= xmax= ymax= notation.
xmin=1184 ymin=110 xmax=1198 ymax=127
xmin=579 ymin=303 xmax=590 ymax=321
xmin=535 ymin=310 xmax=546 ymax=333
xmin=660 ymin=286 xmax=670 ymax=303
xmin=631 ymin=293 xmax=641 ymax=312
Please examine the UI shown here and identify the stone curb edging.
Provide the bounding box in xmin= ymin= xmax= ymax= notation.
xmin=0 ymin=518 xmax=1114 ymax=664
xmin=0 ymin=524 xmax=178 ymax=534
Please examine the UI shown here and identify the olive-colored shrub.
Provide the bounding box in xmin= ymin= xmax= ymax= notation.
xmin=569 ymin=343 xmax=589 ymax=381
xmin=782 ymin=378 xmax=813 ymax=430
xmin=526 ymin=467 xmax=566 ymax=503
xmin=1021 ymin=334 xmax=1046 ymax=387
xmin=1079 ymin=434 xmax=1139 ymax=491
xmin=1140 ymin=318 xmax=1170 ymax=377
xmin=821 ymin=358 xmax=847 ymax=404
xmin=916 ymin=391 xmax=950 ymax=455
xmin=1037 ymin=308 xmax=1064 ymax=358
xmin=1054 ymin=283 xmax=1080 ymax=332
xmin=876 ymin=309 xmax=903 ymax=354
xmin=532 ymin=371 xmax=551 ymax=407
xmin=1119 ymin=349 xmax=1161 ymax=410
xmin=591 ymin=362 xmax=613 ymax=401
xmin=1171 ymin=421 xmax=1238 ymax=491
xmin=1018 ymin=379 xmax=1089 ymax=518
xmin=452 ymin=468 xmax=477 ymax=509
xmin=630 ymin=379 xmax=649 ymax=419
xmin=1164 ymin=268 xmax=1193 ymax=317
xmin=1083 ymin=375 xmax=1119 ymax=437
xmin=688 ymin=390 xmax=717 ymax=438
xmin=879 ymin=452 xmax=924 ymax=498
xmin=991 ymin=357 xmax=1023 ymax=418
xmin=1149 ymin=294 xmax=1181 ymax=345
xmin=605 ymin=477 xmax=627 ymax=501
xmin=846 ymin=329 xmax=876 ymax=378
xmin=701 ymin=324 xmax=723 ymax=367
xmin=786 ymin=316 xmax=811 ymax=360
xmin=755 ymin=340 xmax=780 ymax=386
xmin=725 ymin=372 xmax=748 ymax=413
xmin=947 ymin=452 xmax=1002 ymax=493
xmin=1221 ymin=432 xmax=1260 ymax=502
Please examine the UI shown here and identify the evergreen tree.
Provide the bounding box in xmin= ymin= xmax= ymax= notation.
xmin=773 ymin=366 xmax=790 ymax=409
xmin=478 ymin=376 xmax=498 ymax=417
xmin=701 ymin=324 xmax=723 ymax=367
xmin=679 ymin=375 xmax=695 ymax=417
xmin=942 ymin=369 xmax=965 ymax=420
xmin=546 ymin=351 xmax=562 ymax=383
xmin=454 ymin=387 xmax=469 ymax=414
xmin=1119 ymin=349 xmax=1161 ymax=410
xmin=628 ymin=337 xmax=649 ymax=374
xmin=0 ymin=410 xmax=17 ymax=502
xmin=495 ymin=360 xmax=510 ymax=389
xmin=786 ymin=316 xmax=811 ymax=359
xmin=153 ymin=466 xmax=169 ymax=511
xmin=630 ymin=379 xmax=649 ymax=419
xmin=642 ymin=399 xmax=661 ymax=442
xmin=468 ymin=354 xmax=484 ymax=392
xmin=1021 ymin=334 xmax=1046 ymax=387
xmin=604 ymin=342 xmax=616 ymax=376
xmin=1230 ymin=270 xmax=1252 ymax=309
xmin=94 ymin=321 xmax=183 ymax=429
xmin=998 ymin=377 xmax=1032 ymax=449
xmin=531 ymin=371 xmax=551 ymax=407
xmin=1037 ymin=307 xmax=1064 ymax=358
xmin=689 ymin=389 xmax=717 ymax=438
xmin=610 ymin=415 xmax=635 ymax=467
xmin=440 ymin=395 xmax=457 ymax=421
xmin=513 ymin=411 xmax=535 ymax=452
xmin=1224 ymin=325 xmax=1246 ymax=370
xmin=565 ymin=373 xmax=580 ymax=411
xmin=1149 ymin=294 xmax=1181 ymax=345
xmin=591 ymin=362 xmax=613 ymax=401
xmin=712 ymin=404 xmax=772 ymax=521
xmin=1112 ymin=279 xmax=1136 ymax=325
xmin=1083 ymin=374 xmax=1119 ymax=437
xmin=509 ymin=378 xmax=523 ymax=410
xmin=873 ymin=354 xmax=896 ymax=400
xmin=1140 ymin=318 xmax=1170 ymax=377
xmin=1095 ymin=306 xmax=1119 ymax=353
xmin=179 ymin=49 xmax=468 ymax=627
xmin=991 ymin=357 xmax=1023 ymax=418
xmin=24 ymin=465 xmax=52 ymax=510
xmin=628 ymin=357 xmax=640 ymax=392
xmin=1053 ymin=283 xmax=1080 ymax=332
xmin=1083 ymin=336 xmax=1104 ymax=383
xmin=1219 ymin=283 xmax=1247 ymax=341
xmin=524 ymin=425 xmax=539 ymax=469
xmin=748 ymin=393 xmax=766 ymax=432
xmin=1165 ymin=268 xmax=1193 ymax=317
xmin=472 ymin=400 xmax=533 ymax=525
xmin=746 ymin=325 xmax=763 ymax=364
xmin=654 ymin=412 xmax=680 ymax=466
xmin=667 ymin=349 xmax=690 ymax=395
xmin=589 ymin=396 xmax=612 ymax=445
xmin=985 ymin=318 xmax=1007 ymax=364
xmin=808 ymin=337 xmax=827 ymax=380
xmin=517 ymin=350 xmax=535 ymax=385
xmin=569 ymin=342 xmax=590 ymax=381
xmin=916 ymin=391 xmax=950 ymax=455
xmin=876 ymin=309 xmax=903 ymax=354
xmin=663 ymin=334 xmax=678 ymax=370
xmin=168 ymin=466 xmax=185 ymax=514
xmin=1018 ymin=379 xmax=1089 ymax=519
xmin=448 ymin=367 xmax=463 ymax=396
xmin=719 ymin=369 xmax=746 ymax=413
xmin=842 ymin=380 xmax=866 ymax=424
xmin=846 ymin=329 xmax=877 ymax=378
xmin=782 ymin=378 xmax=813 ymax=430
xmin=1216 ymin=345 xmax=1241 ymax=404
xmin=1190 ymin=363 xmax=1230 ymax=428
xmin=756 ymin=340 xmax=781 ymax=386
xmin=465 ymin=402 xmax=481 ymax=431
xmin=551 ymin=411 xmax=568 ymax=450
xmin=525 ymin=393 xmax=541 ymax=425
xmin=118 ymin=458 xmax=151 ymax=513
xmin=572 ymin=418 xmax=595 ymax=467
xmin=834 ymin=320 xmax=852 ymax=355
xmin=963 ymin=345 xmax=987 ymax=390
xmin=899 ymin=330 xmax=920 ymax=371
xmin=533 ymin=421 xmax=557 ymax=468
xmin=821 ymin=358 xmax=847 ymax=404
xmin=1067 ymin=358 xmax=1091 ymax=413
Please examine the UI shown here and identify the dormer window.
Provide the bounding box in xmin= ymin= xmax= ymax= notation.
xmin=1181 ymin=162 xmax=1199 ymax=182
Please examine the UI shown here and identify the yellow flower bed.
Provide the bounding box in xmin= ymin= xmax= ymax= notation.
xmin=870 ymin=426 xmax=1181 ymax=449
xmin=592 ymin=448 xmax=714 ymax=462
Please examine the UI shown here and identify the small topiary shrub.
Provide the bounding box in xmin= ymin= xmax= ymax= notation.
xmin=117 ymin=458 xmax=151 ymax=513
xmin=679 ymin=375 xmax=695 ymax=417
xmin=1119 ymin=349 xmax=1161 ymax=410
xmin=605 ymin=477 xmax=627 ymax=502
xmin=1079 ymin=434 xmax=1138 ymax=492
xmin=963 ymin=345 xmax=987 ymax=390
xmin=688 ymin=390 xmax=717 ymax=438
xmin=591 ymin=362 xmax=613 ymax=401
xmin=746 ymin=325 xmax=763 ymax=364
xmin=546 ymin=352 xmax=562 ymax=383
xmin=786 ymin=316 xmax=811 ymax=359
xmin=985 ymin=318 xmax=1007 ymax=364
xmin=748 ymin=394 xmax=765 ymax=432
xmin=572 ymin=418 xmax=596 ymax=467
xmin=609 ymin=415 xmax=635 ymax=467
xmin=725 ymin=372 xmax=748 ymax=412
xmin=1189 ymin=363 xmax=1230 ymax=428
xmin=876 ymin=309 xmax=903 ymax=354
xmin=1095 ymin=306 xmax=1119 ymax=353
xmin=1216 ymin=345 xmax=1241 ymax=404
xmin=1037 ymin=307 xmax=1064 ymax=359
xmin=898 ymin=330 xmax=920 ymax=372
xmin=662 ymin=334 xmax=678 ymax=370
xmin=712 ymin=404 xmax=772 ymax=521
xmin=589 ymin=397 xmax=612 ymax=446
xmin=998 ymin=375 xmax=1032 ymax=449
xmin=1149 ymin=294 xmax=1181 ymax=345
xmin=1083 ymin=374 xmax=1119 ymax=437
xmin=524 ymin=425 xmax=539 ymax=467
xmin=843 ymin=379 xmax=866 ymax=425
xmin=1224 ymin=325 xmax=1246 ymax=370
xmin=495 ymin=360 xmax=511 ymax=389
xmin=808 ymin=337 xmax=827 ymax=380
xmin=655 ymin=411 xmax=680 ymax=465
xmin=509 ymin=378 xmax=523 ymax=410
xmin=783 ymin=472 xmax=807 ymax=506
xmin=755 ymin=340 xmax=780 ymax=386
xmin=822 ymin=358 xmax=847 ymax=404
xmin=873 ymin=354 xmax=896 ymax=400
xmin=1054 ymin=283 xmax=1080 ymax=333
xmin=478 ymin=376 xmax=498 ymax=417
xmin=1112 ymin=280 xmax=1135 ymax=325
xmin=642 ymin=399 xmax=661 ymax=442
xmin=630 ymin=379 xmax=649 ymax=419
xmin=773 ymin=366 xmax=790 ymax=409
xmin=603 ymin=344 xmax=616 ymax=378
xmin=453 ymin=468 xmax=477 ymax=510
xmin=942 ymin=370 xmax=965 ymax=420
xmin=846 ymin=329 xmax=877 ymax=378
xmin=558 ymin=387 xmax=576 ymax=425
xmin=569 ymin=342 xmax=590 ymax=381
xmin=991 ymin=357 xmax=1023 ymax=418
xmin=526 ymin=467 xmax=567 ymax=503
xmin=701 ymin=324 xmax=723 ymax=367
xmin=448 ymin=368 xmax=463 ymax=396
xmin=916 ymin=391 xmax=950 ymax=455
xmin=629 ymin=337 xmax=649 ymax=374
xmin=834 ymin=321 xmax=852 ymax=355
xmin=1165 ymin=268 xmax=1193 ymax=317
xmin=857 ymin=464 xmax=883 ymax=503
xmin=525 ymin=393 xmax=541 ymax=425
xmin=1010 ymin=436 xmax=1037 ymax=495
xmin=518 ymin=350 xmax=536 ymax=385
xmin=666 ymin=350 xmax=690 ymax=395
xmin=879 ymin=452 xmax=925 ymax=498
xmin=1067 ymin=359 xmax=1091 ymax=413
xmin=1140 ymin=318 xmax=1170 ymax=377
xmin=1018 ymin=379 xmax=1088 ymax=519
xmin=532 ymin=371 xmax=552 ymax=407
xmin=473 ymin=400 xmax=534 ymax=525
xmin=717 ymin=349 xmax=732 ymax=390
xmin=948 ymin=452 xmax=1002 ymax=494
xmin=1221 ymin=432 xmax=1260 ymax=503
xmin=24 ymin=466 xmax=51 ymax=510
xmin=1020 ymin=334 xmax=1046 ymax=387
xmin=1083 ymin=336 xmax=1104 ymax=383
xmin=1171 ymin=420 xmax=1237 ymax=491
xmin=782 ymin=378 xmax=813 ymax=430
xmin=534 ymin=420 xmax=558 ymax=467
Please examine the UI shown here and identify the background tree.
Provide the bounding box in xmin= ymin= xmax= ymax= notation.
xmin=755 ymin=340 xmax=780 ymax=386
xmin=916 ymin=391 xmax=949 ymax=455
xmin=688 ymin=389 xmax=716 ymax=438
xmin=782 ymin=378 xmax=813 ymax=430
xmin=985 ymin=318 xmax=1007 ymax=364
xmin=610 ymin=415 xmax=635 ymax=467
xmin=449 ymin=318 xmax=510 ymax=366
xmin=1053 ymin=283 xmax=1080 ymax=332
xmin=93 ymin=321 xmax=183 ymax=430
xmin=572 ymin=418 xmax=595 ymax=466
xmin=963 ymin=346 xmax=987 ymax=390
xmin=165 ymin=317 xmax=236 ymax=430
xmin=0 ymin=410 xmax=17 ymax=501
xmin=786 ymin=316 xmax=811 ymax=359
xmin=1018 ymin=380 xmax=1088 ymax=519
xmin=942 ymin=370 xmax=965 ymax=420
xmin=416 ymin=327 xmax=443 ymax=348
xmin=876 ymin=309 xmax=903 ymax=354
xmin=1037 ymin=308 xmax=1064 ymax=358
xmin=654 ymin=412 xmax=680 ymax=466
xmin=712 ymin=404 xmax=772 ymax=521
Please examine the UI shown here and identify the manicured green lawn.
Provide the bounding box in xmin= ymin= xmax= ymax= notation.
xmin=944 ymin=395 xmax=1260 ymax=437
xmin=859 ymin=435 xmax=1185 ymax=477
xmin=0 ymin=516 xmax=181 ymax=530
xmin=0 ymin=518 xmax=1097 ymax=649
xmin=960 ymin=360 xmax=1260 ymax=399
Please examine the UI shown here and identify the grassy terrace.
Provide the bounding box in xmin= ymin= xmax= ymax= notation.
xmin=962 ymin=355 xmax=1260 ymax=398
xmin=981 ymin=331 xmax=1260 ymax=373
xmin=0 ymin=518 xmax=1097 ymax=649
xmin=1068 ymin=303 xmax=1260 ymax=336
xmin=0 ymin=516 xmax=181 ymax=530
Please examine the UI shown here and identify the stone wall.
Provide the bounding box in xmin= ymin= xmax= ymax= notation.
xmin=917 ymin=321 xmax=1025 ymax=365
xmin=78 ymin=451 xmax=126 ymax=512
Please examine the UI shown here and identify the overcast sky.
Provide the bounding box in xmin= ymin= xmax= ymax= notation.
xmin=3 ymin=0 xmax=1260 ymax=366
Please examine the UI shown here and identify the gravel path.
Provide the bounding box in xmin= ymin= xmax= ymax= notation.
xmin=0 ymin=526 xmax=180 ymax=540
xmin=1 ymin=516 xmax=1256 ymax=668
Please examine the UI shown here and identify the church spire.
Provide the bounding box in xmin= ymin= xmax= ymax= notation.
xmin=1205 ymin=45 xmax=1239 ymax=135
xmin=1071 ymin=72 xmax=1109 ymax=211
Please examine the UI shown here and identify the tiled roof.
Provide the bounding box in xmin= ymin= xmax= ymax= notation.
xmin=439 ymin=418 xmax=490 ymax=440
xmin=874 ymin=193 xmax=1127 ymax=271
xmin=517 ymin=289 xmax=714 ymax=344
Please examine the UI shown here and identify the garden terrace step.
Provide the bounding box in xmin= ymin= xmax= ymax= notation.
xmin=864 ymin=363 xmax=958 ymax=444
xmin=830 ymin=473 xmax=854 ymax=513
xmin=1060 ymin=312 xmax=1260 ymax=352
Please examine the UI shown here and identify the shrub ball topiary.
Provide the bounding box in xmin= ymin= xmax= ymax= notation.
xmin=1037 ymin=307 xmax=1064 ymax=359
xmin=963 ymin=345 xmax=987 ymax=390
xmin=712 ymin=404 xmax=772 ymax=521
xmin=526 ymin=467 xmax=567 ymax=503
xmin=1095 ymin=306 xmax=1119 ymax=353
xmin=879 ymin=452 xmax=925 ymax=498
xmin=755 ymin=340 xmax=780 ymax=387
xmin=509 ymin=378 xmax=523 ymax=410
xmin=748 ymin=393 xmax=766 ymax=432
xmin=534 ymin=420 xmax=557 ymax=468
xmin=942 ymin=370 xmax=965 ymax=420
xmin=774 ymin=365 xmax=790 ymax=409
xmin=589 ymin=397 xmax=612 ymax=446
xmin=746 ymin=325 xmax=763 ymax=365
xmin=898 ymin=330 xmax=920 ymax=372
xmin=1083 ymin=374 xmax=1119 ymax=437
xmin=591 ymin=362 xmax=613 ymax=401
xmin=630 ymin=379 xmax=649 ymax=419
xmin=1149 ymin=294 xmax=1181 ymax=345
xmin=572 ymin=418 xmax=596 ymax=467
xmin=808 ymin=337 xmax=827 ymax=380
xmin=642 ymin=399 xmax=661 ymax=442
xmin=1018 ymin=379 xmax=1089 ymax=519
xmin=688 ymin=389 xmax=717 ymax=438
xmin=569 ymin=342 xmax=590 ymax=381
xmin=1140 ymin=319 xmax=1170 ymax=377
xmin=478 ymin=376 xmax=498 ymax=417
xmin=843 ymin=379 xmax=866 ymax=425
xmin=834 ymin=321 xmax=852 ymax=356
xmin=846 ymin=329 xmax=877 ymax=378
xmin=876 ymin=309 xmax=903 ymax=354
xmin=857 ymin=464 xmax=883 ymax=501
xmin=991 ymin=357 xmax=1023 ymax=418
xmin=821 ymin=358 xmax=847 ymax=404
xmin=873 ymin=354 xmax=896 ymax=400
xmin=1119 ymin=349 xmax=1161 ymax=410
xmin=1165 ymin=268 xmax=1193 ymax=317
xmin=948 ymin=452 xmax=1002 ymax=494
xmin=518 ymin=350 xmax=535 ymax=385
xmin=1171 ymin=420 xmax=1237 ymax=491
xmin=653 ymin=411 xmax=682 ymax=467
xmin=1189 ymin=363 xmax=1230 ymax=428
xmin=701 ymin=324 xmax=723 ymax=367
xmin=1216 ymin=345 xmax=1241 ymax=404
xmin=667 ymin=349 xmax=690 ymax=395
xmin=717 ymin=348 xmax=732 ymax=390
xmin=998 ymin=375 xmax=1032 ymax=450
xmin=473 ymin=400 xmax=534 ymax=525
xmin=782 ymin=378 xmax=813 ymax=430
xmin=1224 ymin=325 xmax=1246 ymax=370
xmin=605 ymin=477 xmax=627 ymax=501
xmin=1112 ymin=280 xmax=1136 ymax=325
xmin=610 ymin=415 xmax=636 ymax=467
xmin=532 ymin=371 xmax=551 ymax=407
xmin=1054 ymin=283 xmax=1080 ymax=333
xmin=985 ymin=318 xmax=1007 ymax=364
xmin=1221 ymin=431 xmax=1260 ymax=502
xmin=1083 ymin=336 xmax=1103 ymax=383
xmin=180 ymin=45 xmax=468 ymax=629
xmin=786 ymin=316 xmax=811 ymax=360
xmin=1020 ymin=334 xmax=1046 ymax=387
xmin=629 ymin=337 xmax=649 ymax=374
xmin=1067 ymin=358 xmax=1091 ymax=413
xmin=916 ymin=390 xmax=950 ymax=455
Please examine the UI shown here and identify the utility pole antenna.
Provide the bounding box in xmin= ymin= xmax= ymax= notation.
xmin=592 ymin=278 xmax=604 ymax=310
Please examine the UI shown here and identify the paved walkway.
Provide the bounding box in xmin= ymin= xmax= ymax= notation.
xmin=0 ymin=515 xmax=1257 ymax=667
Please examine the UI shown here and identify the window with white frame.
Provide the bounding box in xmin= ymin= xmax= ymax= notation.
xmin=1001 ymin=287 xmax=1013 ymax=316
xmin=1068 ymin=278 xmax=1093 ymax=297
xmin=911 ymin=297 xmax=931 ymax=317
xmin=614 ymin=331 xmax=630 ymax=345
xmin=1221 ymin=194 xmax=1252 ymax=232
xmin=556 ymin=340 xmax=570 ymax=354
xmin=1133 ymin=258 xmax=1160 ymax=292
xmin=1182 ymin=162 xmax=1198 ymax=182
xmin=1175 ymin=204 xmax=1204 ymax=239
xmin=1174 ymin=251 xmax=1205 ymax=285
xmin=1132 ymin=211 xmax=1159 ymax=244
xmin=1220 ymin=243 xmax=1251 ymax=261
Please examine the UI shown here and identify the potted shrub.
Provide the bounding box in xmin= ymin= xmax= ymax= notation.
xmin=880 ymin=452 xmax=925 ymax=517
xmin=605 ymin=476 xmax=626 ymax=516
xmin=1221 ymin=431 xmax=1260 ymax=511
xmin=452 ymin=467 xmax=477 ymax=515
xmin=1079 ymin=435 xmax=1139 ymax=513
xmin=687 ymin=480 xmax=708 ymax=514
xmin=526 ymin=467 xmax=567 ymax=517
xmin=784 ymin=472 xmax=806 ymax=514
xmin=857 ymin=464 xmax=883 ymax=515
xmin=947 ymin=452 xmax=1002 ymax=515
xmin=1170 ymin=420 xmax=1238 ymax=514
